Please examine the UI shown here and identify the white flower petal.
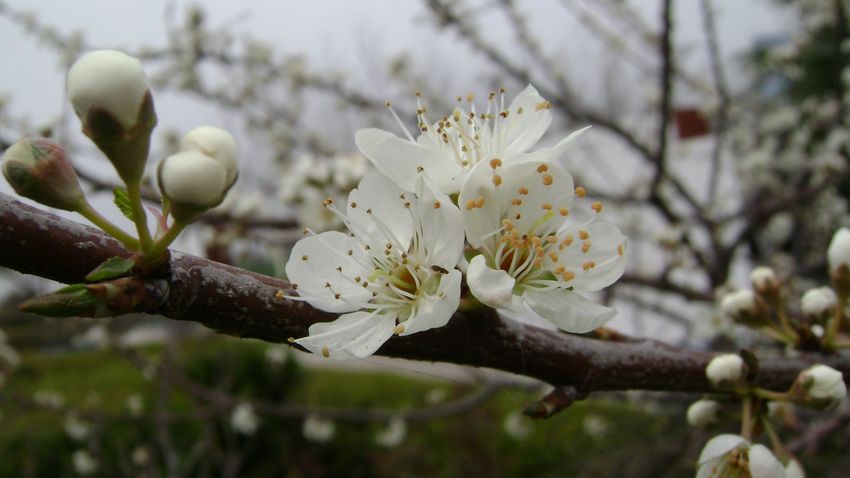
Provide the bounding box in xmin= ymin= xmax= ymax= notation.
xmin=522 ymin=288 xmax=616 ymax=333
xmin=508 ymin=125 xmax=591 ymax=166
xmin=400 ymin=269 xmax=461 ymax=335
xmin=697 ymin=434 xmax=748 ymax=466
xmin=414 ymin=175 xmax=464 ymax=269
xmin=355 ymin=128 xmax=463 ymax=193
xmin=295 ymin=311 xmax=396 ymax=360
xmin=285 ymin=231 xmax=372 ymax=313
xmin=458 ymin=157 xmax=504 ymax=248
xmin=467 ymin=255 xmax=518 ymax=311
xmin=497 ymin=84 xmax=553 ymax=155
xmin=346 ymin=171 xmax=414 ymax=252
xmin=498 ymin=160 xmax=574 ymax=236
xmin=556 ymin=222 xmax=627 ymax=292
xmin=748 ymin=444 xmax=785 ymax=478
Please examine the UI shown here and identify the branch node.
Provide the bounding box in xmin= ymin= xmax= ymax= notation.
xmin=523 ymin=386 xmax=587 ymax=419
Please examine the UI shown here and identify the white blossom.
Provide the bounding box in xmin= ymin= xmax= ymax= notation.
xmin=686 ymin=399 xmax=720 ymax=428
xmin=64 ymin=413 xmax=91 ymax=441
xmin=461 ymin=159 xmax=626 ymax=333
xmin=302 ymin=415 xmax=335 ymax=443
xmin=798 ymin=364 xmax=847 ymax=401
xmin=800 ymin=287 xmax=837 ymax=319
xmin=230 ymin=402 xmax=260 ymax=435
xmin=67 ymin=49 xmax=149 ymax=130
xmin=827 ymin=227 xmax=850 ymax=275
xmin=696 ymin=434 xmax=784 ymax=478
xmin=706 ymin=354 xmax=745 ymax=387
xmin=286 ymin=172 xmax=464 ymax=359
xmin=71 ymin=450 xmax=99 ymax=476
xmin=503 ymin=411 xmax=531 ymax=440
xmin=375 ymin=416 xmax=407 ymax=448
xmin=356 ymin=85 xmax=588 ymax=194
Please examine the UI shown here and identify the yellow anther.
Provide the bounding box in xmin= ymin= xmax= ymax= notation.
xmin=417 ymin=166 xmax=425 ymax=172
xmin=350 ymin=201 xmax=357 ymax=208
xmin=582 ymin=260 xmax=596 ymax=271
xmin=559 ymin=207 xmax=569 ymax=217
xmin=554 ymin=265 xmax=566 ymax=274
xmin=511 ymin=198 xmax=523 ymax=206
xmin=301 ymin=255 xmax=309 ymax=261
xmin=394 ymin=325 xmax=406 ymax=335
xmin=536 ymin=164 xmax=549 ymax=173
xmin=490 ymin=158 xmax=503 ymax=169
xmin=561 ymin=270 xmax=575 ymax=281
xmin=466 ymin=93 xmax=475 ymax=102
xmin=579 ymin=229 xmax=590 ymax=240
xmin=591 ymin=201 xmax=603 ymax=213
xmin=582 ymin=241 xmax=591 ymax=253
xmin=542 ymin=174 xmax=553 ymax=186
xmin=433 ymin=201 xmax=442 ymax=209
xmin=466 ymin=199 xmax=477 ymax=210
xmin=531 ymin=236 xmax=542 ymax=247
xmin=492 ymin=174 xmax=503 ymax=186
xmin=274 ymin=290 xmax=285 ymax=300
xmin=502 ymin=219 xmax=514 ymax=231
xmin=533 ymin=257 xmax=543 ymax=267
xmin=475 ymin=196 xmax=485 ymax=208
xmin=618 ymin=243 xmax=625 ymax=256
xmin=322 ymin=346 xmax=330 ymax=358
xmin=535 ymin=101 xmax=552 ymax=111
xmin=518 ymin=187 xmax=529 ymax=195
xmin=541 ymin=203 xmax=553 ymax=210
xmin=546 ymin=235 xmax=557 ymax=243
xmin=575 ymin=186 xmax=587 ymax=198
xmin=549 ymin=251 xmax=559 ymax=262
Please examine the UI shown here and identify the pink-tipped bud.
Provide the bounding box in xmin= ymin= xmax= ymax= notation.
xmin=2 ymin=138 xmax=84 ymax=210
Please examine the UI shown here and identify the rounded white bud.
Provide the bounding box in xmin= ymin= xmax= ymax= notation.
xmin=686 ymin=399 xmax=720 ymax=427
xmin=799 ymin=364 xmax=846 ymax=401
xmin=158 ymin=150 xmax=227 ymax=207
xmin=179 ymin=126 xmax=238 ymax=187
xmin=706 ymin=353 xmax=745 ymax=387
xmin=720 ymin=290 xmax=757 ymax=319
xmin=784 ymin=459 xmax=805 ymax=478
xmin=67 ymin=50 xmax=149 ymax=130
xmin=800 ymin=287 xmax=837 ymax=320
xmin=750 ymin=266 xmax=778 ymax=293
xmin=827 ymin=227 xmax=850 ymax=275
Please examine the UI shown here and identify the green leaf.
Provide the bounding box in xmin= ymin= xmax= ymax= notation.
xmin=113 ymin=187 xmax=135 ymax=222
xmin=85 ymin=256 xmax=136 ymax=282
xmin=18 ymin=284 xmax=105 ymax=317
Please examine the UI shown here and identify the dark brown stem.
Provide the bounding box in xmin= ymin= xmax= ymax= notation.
xmin=1 ymin=192 xmax=848 ymax=394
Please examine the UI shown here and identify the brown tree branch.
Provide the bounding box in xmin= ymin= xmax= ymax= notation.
xmin=1 ymin=192 xmax=848 ymax=395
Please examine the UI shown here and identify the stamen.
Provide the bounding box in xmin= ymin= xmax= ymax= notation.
xmin=575 ymin=186 xmax=587 ymax=198
xmin=541 ymin=174 xmax=553 ymax=186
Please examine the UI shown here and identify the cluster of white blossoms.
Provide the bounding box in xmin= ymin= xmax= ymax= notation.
xmin=285 ymin=86 xmax=627 ymax=359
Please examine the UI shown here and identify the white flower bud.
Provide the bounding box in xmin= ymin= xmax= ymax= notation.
xmin=375 ymin=416 xmax=407 ymax=448
xmin=828 ymin=227 xmax=850 ymax=276
xmin=706 ymin=353 xmax=745 ymax=387
xmin=230 ymin=402 xmax=259 ymax=435
xmin=720 ymin=290 xmax=757 ymax=319
xmin=686 ymin=399 xmax=720 ymax=427
xmin=67 ymin=50 xmax=150 ymax=131
xmin=750 ymin=267 xmax=779 ymax=294
xmin=157 ymin=150 xmax=228 ymax=219
xmin=179 ymin=126 xmax=238 ymax=188
xmin=798 ymin=364 xmax=846 ymax=401
xmin=302 ymin=415 xmax=335 ymax=443
xmin=800 ymin=287 xmax=837 ymax=320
